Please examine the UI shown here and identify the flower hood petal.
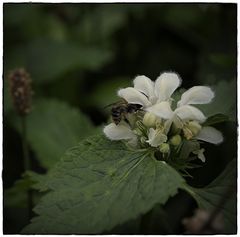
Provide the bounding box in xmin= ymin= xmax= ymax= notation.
xmin=133 ymin=75 xmax=155 ymax=98
xmin=118 ymin=87 xmax=151 ymax=107
xmin=103 ymin=123 xmax=136 ymax=140
xmin=195 ymin=126 xmax=223 ymax=144
xmin=146 ymin=101 xmax=174 ymax=120
xmin=174 ymin=105 xmax=206 ymax=123
xmin=177 ymin=86 xmax=214 ymax=107
xmin=154 ymin=72 xmax=181 ymax=102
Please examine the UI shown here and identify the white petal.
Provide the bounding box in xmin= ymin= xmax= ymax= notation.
xmin=195 ymin=126 xmax=223 ymax=144
xmin=103 ymin=123 xmax=136 ymax=141
xmin=118 ymin=87 xmax=151 ymax=107
xmin=127 ymin=136 xmax=138 ymax=147
xmin=154 ymin=72 xmax=181 ymax=102
xmin=147 ymin=127 xmax=156 ymax=140
xmin=174 ymin=105 xmax=206 ymax=123
xmin=177 ymin=86 xmax=214 ymax=107
xmin=163 ymin=119 xmax=173 ymax=134
xmin=133 ymin=75 xmax=155 ymax=98
xmin=146 ymin=128 xmax=167 ymax=147
xmin=193 ymin=149 xmax=206 ymax=162
xmin=146 ymin=101 xmax=174 ymax=120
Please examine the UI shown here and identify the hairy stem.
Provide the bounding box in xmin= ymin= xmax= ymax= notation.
xmin=21 ymin=116 xmax=33 ymax=219
xmin=22 ymin=117 xmax=30 ymax=170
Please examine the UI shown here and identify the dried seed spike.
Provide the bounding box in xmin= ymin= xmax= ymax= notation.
xmin=8 ymin=68 xmax=33 ymax=116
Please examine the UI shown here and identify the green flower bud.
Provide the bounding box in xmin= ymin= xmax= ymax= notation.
xmin=170 ymin=134 xmax=182 ymax=146
xmin=171 ymin=123 xmax=181 ymax=135
xmin=143 ymin=112 xmax=157 ymax=127
xmin=159 ymin=143 xmax=170 ymax=153
xmin=188 ymin=121 xmax=202 ymax=136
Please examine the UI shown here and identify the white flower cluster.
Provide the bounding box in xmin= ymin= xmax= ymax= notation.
xmin=104 ymin=72 xmax=223 ymax=162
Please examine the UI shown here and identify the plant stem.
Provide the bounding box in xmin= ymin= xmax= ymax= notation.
xmin=21 ymin=116 xmax=33 ymax=219
xmin=21 ymin=117 xmax=30 ymax=171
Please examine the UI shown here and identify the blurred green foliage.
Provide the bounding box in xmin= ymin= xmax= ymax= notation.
xmin=9 ymin=98 xmax=95 ymax=168
xmin=3 ymin=3 xmax=236 ymax=234
xmin=191 ymin=159 xmax=237 ymax=233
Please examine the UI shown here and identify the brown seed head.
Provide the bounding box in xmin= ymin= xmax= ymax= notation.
xmin=8 ymin=68 xmax=33 ymax=116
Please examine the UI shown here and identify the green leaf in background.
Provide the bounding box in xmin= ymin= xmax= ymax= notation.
xmin=77 ymin=5 xmax=128 ymax=44
xmin=89 ymin=77 xmax=131 ymax=109
xmin=22 ymin=135 xmax=185 ymax=234
xmin=203 ymin=113 xmax=229 ymax=126
xmin=209 ymin=53 xmax=236 ymax=68
xmin=196 ymin=80 xmax=236 ymax=121
xmin=4 ymin=171 xmax=45 ymax=210
xmin=25 ymin=171 xmax=50 ymax=193
xmin=184 ymin=159 xmax=237 ymax=233
xmin=5 ymin=39 xmax=113 ymax=83
xmin=4 ymin=173 xmax=35 ymax=208
xmin=10 ymin=99 xmax=95 ymax=169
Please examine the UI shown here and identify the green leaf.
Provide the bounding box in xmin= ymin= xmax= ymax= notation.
xmin=4 ymin=172 xmax=44 ymax=209
xmin=209 ymin=53 xmax=235 ymax=68
xmin=26 ymin=171 xmax=50 ymax=193
xmin=167 ymin=140 xmax=201 ymax=175
xmin=4 ymin=173 xmax=35 ymax=208
xmin=203 ymin=113 xmax=229 ymax=126
xmin=196 ymin=80 xmax=236 ymax=121
xmin=11 ymin=99 xmax=95 ymax=169
xmin=78 ymin=5 xmax=128 ymax=43
xmin=179 ymin=140 xmax=200 ymax=160
xmin=89 ymin=77 xmax=131 ymax=108
xmin=5 ymin=39 xmax=113 ymax=83
xmin=184 ymin=159 xmax=237 ymax=233
xmin=22 ymin=135 xmax=186 ymax=234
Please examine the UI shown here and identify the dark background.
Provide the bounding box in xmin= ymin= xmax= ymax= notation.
xmin=3 ymin=3 xmax=237 ymax=234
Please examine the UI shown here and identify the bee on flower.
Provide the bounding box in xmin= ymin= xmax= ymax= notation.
xmin=103 ymin=72 xmax=223 ymax=164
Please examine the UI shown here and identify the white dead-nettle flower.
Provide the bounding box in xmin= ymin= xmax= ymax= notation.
xmin=144 ymin=76 xmax=223 ymax=145
xmin=103 ymin=71 xmax=223 ymax=152
xmin=103 ymin=123 xmax=137 ymax=143
xmin=118 ymin=72 xmax=181 ymax=109
xmin=146 ymin=86 xmax=214 ymax=125
xmin=103 ymin=72 xmax=180 ymax=146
